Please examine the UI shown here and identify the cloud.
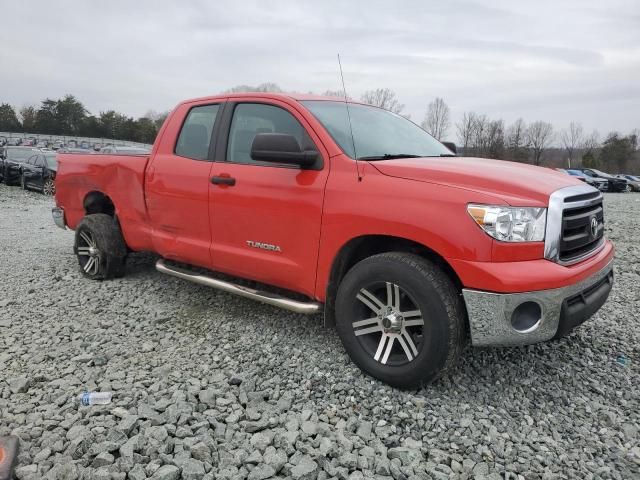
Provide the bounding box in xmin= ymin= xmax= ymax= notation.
xmin=0 ymin=0 xmax=637 ymax=138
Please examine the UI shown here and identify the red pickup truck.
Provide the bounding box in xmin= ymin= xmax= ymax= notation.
xmin=52 ymin=93 xmax=614 ymax=388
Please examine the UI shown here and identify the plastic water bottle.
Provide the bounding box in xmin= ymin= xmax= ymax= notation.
xmin=78 ymin=391 xmax=113 ymax=406
xmin=615 ymin=354 xmax=628 ymax=367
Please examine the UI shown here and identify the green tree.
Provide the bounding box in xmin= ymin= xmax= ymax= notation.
xmin=55 ymin=95 xmax=87 ymax=135
xmin=599 ymin=133 xmax=635 ymax=173
xmin=0 ymin=103 xmax=21 ymax=132
xmin=34 ymin=99 xmax=58 ymax=134
xmin=19 ymin=106 xmax=37 ymax=132
xmin=582 ymin=151 xmax=600 ymax=169
xmin=79 ymin=115 xmax=101 ymax=137
xmin=135 ymin=117 xmax=158 ymax=144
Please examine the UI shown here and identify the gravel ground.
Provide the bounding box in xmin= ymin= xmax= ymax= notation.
xmin=0 ymin=184 xmax=638 ymax=480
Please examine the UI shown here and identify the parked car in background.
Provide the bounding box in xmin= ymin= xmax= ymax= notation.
xmin=57 ymin=147 xmax=95 ymax=154
xmin=616 ymin=174 xmax=640 ymax=192
xmin=99 ymin=145 xmax=150 ymax=154
xmin=0 ymin=146 xmax=41 ymax=185
xmin=20 ymin=152 xmax=58 ymax=195
xmin=578 ymin=168 xmax=628 ymax=192
xmin=559 ymin=169 xmax=608 ymax=191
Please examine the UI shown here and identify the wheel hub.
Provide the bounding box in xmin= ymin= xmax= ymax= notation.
xmin=382 ymin=312 xmax=403 ymax=333
xmin=88 ymin=246 xmax=98 ymax=257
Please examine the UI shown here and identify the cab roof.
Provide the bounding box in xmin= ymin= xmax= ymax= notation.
xmin=180 ymin=92 xmax=367 ymax=106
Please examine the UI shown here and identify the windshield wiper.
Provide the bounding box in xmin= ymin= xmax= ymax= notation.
xmin=358 ymin=154 xmax=423 ymax=160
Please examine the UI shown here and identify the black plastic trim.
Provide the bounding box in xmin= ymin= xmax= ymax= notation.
xmin=554 ymin=270 xmax=613 ymax=339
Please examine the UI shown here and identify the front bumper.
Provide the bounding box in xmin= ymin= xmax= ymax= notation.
xmin=52 ymin=207 xmax=66 ymax=229
xmin=463 ymin=259 xmax=614 ymax=346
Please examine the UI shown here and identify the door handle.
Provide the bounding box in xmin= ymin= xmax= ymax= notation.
xmin=211 ymin=175 xmax=236 ymax=186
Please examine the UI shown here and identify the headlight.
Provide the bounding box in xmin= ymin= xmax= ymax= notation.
xmin=467 ymin=204 xmax=546 ymax=242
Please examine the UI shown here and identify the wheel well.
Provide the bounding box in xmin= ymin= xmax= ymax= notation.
xmin=83 ymin=191 xmax=115 ymax=216
xmin=324 ymin=235 xmax=463 ymax=326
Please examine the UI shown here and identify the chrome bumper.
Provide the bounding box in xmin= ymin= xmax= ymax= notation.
xmin=52 ymin=207 xmax=66 ymax=229
xmin=462 ymin=260 xmax=614 ymax=347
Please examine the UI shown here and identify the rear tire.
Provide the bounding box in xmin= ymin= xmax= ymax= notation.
xmin=43 ymin=178 xmax=55 ymax=196
xmin=74 ymin=214 xmax=127 ymax=280
xmin=335 ymin=252 xmax=465 ymax=389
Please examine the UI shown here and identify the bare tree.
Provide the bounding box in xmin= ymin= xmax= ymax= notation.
xmin=506 ymin=118 xmax=529 ymax=162
xmin=561 ymin=122 xmax=584 ymax=168
xmin=224 ymin=83 xmax=283 ymax=93
xmin=421 ymin=97 xmax=450 ymax=140
xmin=485 ymin=120 xmax=505 ymax=159
xmin=526 ymin=121 xmax=554 ymax=166
xmin=470 ymin=114 xmax=489 ymax=156
xmin=360 ymin=88 xmax=404 ymax=114
xmin=456 ymin=112 xmax=477 ymax=155
xmin=321 ymin=90 xmax=351 ymax=100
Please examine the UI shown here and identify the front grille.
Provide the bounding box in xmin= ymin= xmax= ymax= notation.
xmin=559 ymin=201 xmax=604 ymax=262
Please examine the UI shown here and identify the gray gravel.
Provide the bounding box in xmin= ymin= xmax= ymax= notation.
xmin=1 ymin=183 xmax=639 ymax=480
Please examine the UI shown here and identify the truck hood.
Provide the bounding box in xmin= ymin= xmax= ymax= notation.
xmin=370 ymin=156 xmax=583 ymax=206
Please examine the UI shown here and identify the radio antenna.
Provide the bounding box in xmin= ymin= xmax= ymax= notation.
xmin=337 ymin=54 xmax=361 ymax=181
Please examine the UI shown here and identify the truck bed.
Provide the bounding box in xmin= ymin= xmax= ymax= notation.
xmin=55 ymin=153 xmax=152 ymax=250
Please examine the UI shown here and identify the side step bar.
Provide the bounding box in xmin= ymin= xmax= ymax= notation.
xmin=155 ymin=259 xmax=321 ymax=315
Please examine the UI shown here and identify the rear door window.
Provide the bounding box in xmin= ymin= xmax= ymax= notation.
xmin=175 ymin=104 xmax=220 ymax=160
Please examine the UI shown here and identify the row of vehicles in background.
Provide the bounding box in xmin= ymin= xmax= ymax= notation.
xmin=558 ymin=168 xmax=639 ymax=192
xmin=0 ymin=136 xmax=150 ymax=153
xmin=0 ymin=145 xmax=150 ymax=195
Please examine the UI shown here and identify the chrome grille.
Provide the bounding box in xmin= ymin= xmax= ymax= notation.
xmin=545 ymin=185 xmax=605 ymax=265
xmin=559 ymin=201 xmax=604 ymax=263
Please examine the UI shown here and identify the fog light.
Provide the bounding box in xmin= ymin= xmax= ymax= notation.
xmin=511 ymin=301 xmax=542 ymax=333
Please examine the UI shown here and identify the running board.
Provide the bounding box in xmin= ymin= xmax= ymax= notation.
xmin=155 ymin=259 xmax=321 ymax=315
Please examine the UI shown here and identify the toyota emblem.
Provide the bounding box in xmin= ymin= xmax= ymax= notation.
xmin=590 ymin=217 xmax=598 ymax=237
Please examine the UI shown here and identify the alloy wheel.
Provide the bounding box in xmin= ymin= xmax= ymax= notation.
xmin=76 ymin=231 xmax=101 ymax=275
xmin=43 ymin=179 xmax=55 ymax=196
xmin=352 ymin=281 xmax=424 ymax=365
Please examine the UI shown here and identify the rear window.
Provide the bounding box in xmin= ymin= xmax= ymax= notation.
xmin=175 ymin=104 xmax=220 ymax=160
xmin=7 ymin=148 xmax=37 ymax=160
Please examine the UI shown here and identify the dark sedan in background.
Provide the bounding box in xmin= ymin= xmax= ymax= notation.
xmin=559 ymin=168 xmax=608 ymax=191
xmin=0 ymin=146 xmax=42 ymax=185
xmin=616 ymin=174 xmax=640 ymax=192
xmin=21 ymin=152 xmax=58 ymax=195
xmin=577 ymin=168 xmax=629 ymax=192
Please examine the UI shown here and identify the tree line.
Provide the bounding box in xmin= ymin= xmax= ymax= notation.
xmin=0 ymin=96 xmax=167 ymax=144
xmin=1 ymin=86 xmax=637 ymax=173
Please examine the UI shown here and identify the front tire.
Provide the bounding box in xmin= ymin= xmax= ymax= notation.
xmin=335 ymin=253 xmax=465 ymax=389
xmin=74 ymin=214 xmax=127 ymax=280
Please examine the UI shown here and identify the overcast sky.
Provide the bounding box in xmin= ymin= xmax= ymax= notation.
xmin=1 ymin=0 xmax=638 ymax=141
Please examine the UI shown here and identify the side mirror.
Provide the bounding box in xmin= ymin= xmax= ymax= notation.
xmin=251 ymin=133 xmax=318 ymax=168
xmin=442 ymin=142 xmax=457 ymax=154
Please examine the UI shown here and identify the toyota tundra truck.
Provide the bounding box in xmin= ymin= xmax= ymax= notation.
xmin=52 ymin=93 xmax=614 ymax=388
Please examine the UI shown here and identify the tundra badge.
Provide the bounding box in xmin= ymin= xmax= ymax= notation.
xmin=246 ymin=240 xmax=282 ymax=252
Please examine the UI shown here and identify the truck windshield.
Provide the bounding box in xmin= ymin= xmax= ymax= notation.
xmin=301 ymin=100 xmax=452 ymax=159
